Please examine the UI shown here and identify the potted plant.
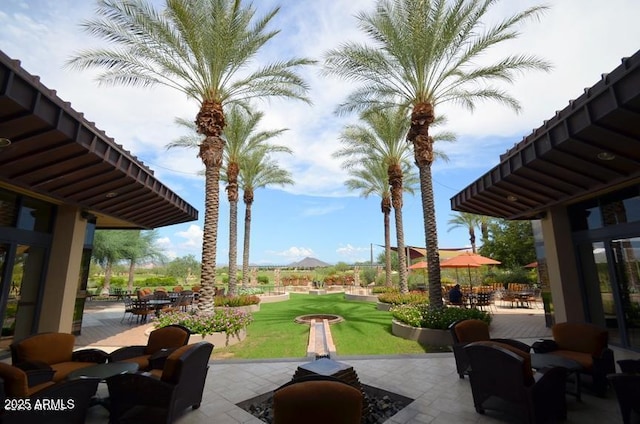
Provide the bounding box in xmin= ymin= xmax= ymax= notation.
xmin=154 ymin=309 xmax=253 ymax=347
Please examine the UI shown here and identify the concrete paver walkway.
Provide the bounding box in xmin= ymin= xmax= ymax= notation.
xmin=75 ymin=297 xmax=633 ymax=424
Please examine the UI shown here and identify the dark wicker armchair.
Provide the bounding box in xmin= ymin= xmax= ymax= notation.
xmin=607 ymin=359 xmax=640 ymax=424
xmin=273 ymin=375 xmax=363 ymax=424
xmin=548 ymin=322 xmax=615 ymax=397
xmin=106 ymin=341 xmax=213 ymax=424
xmin=10 ymin=332 xmax=109 ymax=382
xmin=109 ymin=324 xmax=191 ymax=370
xmin=465 ymin=341 xmax=567 ymax=424
xmin=0 ymin=362 xmax=99 ymax=424
xmin=449 ymin=319 xmax=530 ymax=378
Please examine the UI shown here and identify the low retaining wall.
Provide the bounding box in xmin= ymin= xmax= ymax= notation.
xmin=258 ymin=293 xmax=289 ymax=303
xmin=344 ymin=293 xmax=379 ymax=303
xmin=391 ymin=319 xmax=452 ymax=347
xmin=188 ymin=328 xmax=247 ymax=349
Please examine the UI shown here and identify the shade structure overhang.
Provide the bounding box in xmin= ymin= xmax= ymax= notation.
xmin=0 ymin=50 xmax=198 ymax=229
xmin=450 ymin=49 xmax=640 ymax=220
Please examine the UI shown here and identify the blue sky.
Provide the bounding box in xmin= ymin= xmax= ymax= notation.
xmin=2 ymin=0 xmax=640 ymax=265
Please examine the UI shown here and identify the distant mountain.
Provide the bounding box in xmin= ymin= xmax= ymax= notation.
xmin=288 ymin=257 xmax=331 ymax=268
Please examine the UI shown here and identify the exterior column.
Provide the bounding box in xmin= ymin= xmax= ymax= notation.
xmin=38 ymin=205 xmax=86 ymax=333
xmin=540 ymin=206 xmax=584 ymax=322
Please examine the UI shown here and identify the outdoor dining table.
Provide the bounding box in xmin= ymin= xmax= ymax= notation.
xmin=148 ymin=298 xmax=173 ymax=316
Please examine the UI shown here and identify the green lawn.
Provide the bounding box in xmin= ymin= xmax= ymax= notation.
xmin=210 ymin=293 xmax=432 ymax=359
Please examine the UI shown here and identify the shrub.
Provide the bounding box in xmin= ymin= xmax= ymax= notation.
xmin=154 ymin=309 xmax=253 ymax=339
xmin=391 ymin=304 xmax=491 ymax=330
xmin=238 ymin=287 xmax=264 ymax=296
xmin=141 ymin=276 xmax=178 ymax=286
xmin=257 ymin=275 xmax=270 ymax=284
xmin=214 ymin=295 xmax=261 ymax=307
xmin=371 ymin=286 xmax=398 ymax=294
xmin=378 ymin=291 xmax=428 ymax=305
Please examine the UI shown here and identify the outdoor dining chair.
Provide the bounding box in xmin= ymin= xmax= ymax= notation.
xmin=449 ymin=319 xmax=530 ymax=379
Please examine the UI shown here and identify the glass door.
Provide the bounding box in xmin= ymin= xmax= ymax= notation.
xmin=0 ymin=244 xmax=47 ymax=349
xmin=610 ymin=237 xmax=640 ymax=349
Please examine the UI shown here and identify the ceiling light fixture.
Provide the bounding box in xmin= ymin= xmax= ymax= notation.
xmin=507 ymin=195 xmax=518 ymax=202
xmin=105 ymin=192 xmax=119 ymax=198
xmin=597 ymin=152 xmax=615 ymax=161
xmin=0 ymin=137 xmax=11 ymax=147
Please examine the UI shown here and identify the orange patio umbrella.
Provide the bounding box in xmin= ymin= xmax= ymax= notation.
xmin=524 ymin=261 xmax=538 ymax=268
xmin=408 ymin=261 xmax=428 ymax=270
xmin=440 ymin=253 xmax=500 ymax=287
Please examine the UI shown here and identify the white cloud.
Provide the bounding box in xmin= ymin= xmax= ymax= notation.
xmin=175 ymin=225 xmax=203 ymax=248
xmin=269 ymin=247 xmax=315 ymax=261
xmin=336 ymin=244 xmax=370 ymax=262
xmin=301 ymin=203 xmax=344 ymax=217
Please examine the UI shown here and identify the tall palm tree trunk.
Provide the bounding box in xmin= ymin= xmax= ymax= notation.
xmin=419 ymin=164 xmax=442 ymax=307
xmin=389 ymin=164 xmax=408 ymax=293
xmin=227 ymin=163 xmax=240 ymax=296
xmin=197 ymin=100 xmax=225 ymax=311
xmin=228 ymin=198 xmax=239 ymax=295
xmin=199 ymin=162 xmax=222 ymax=311
xmin=383 ymin=197 xmax=392 ymax=287
xmin=241 ymin=189 xmax=254 ymax=287
xmin=410 ymin=102 xmax=443 ymax=308
xmin=469 ymin=229 xmax=477 ymax=253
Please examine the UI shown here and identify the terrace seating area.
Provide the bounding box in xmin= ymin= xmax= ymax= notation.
xmin=61 ymin=300 xmax=639 ymax=423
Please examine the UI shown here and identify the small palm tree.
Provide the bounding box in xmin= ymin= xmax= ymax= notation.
xmin=222 ymin=106 xmax=289 ymax=295
xmin=335 ymin=106 xmax=450 ymax=293
xmin=324 ymin=0 xmax=550 ymax=307
xmin=335 ymin=107 xmax=414 ymax=292
xmin=345 ymin=158 xmax=418 ymax=287
xmin=447 ymin=212 xmax=481 ymax=253
xmin=239 ymin=149 xmax=293 ymax=287
xmin=68 ymin=0 xmax=313 ymax=311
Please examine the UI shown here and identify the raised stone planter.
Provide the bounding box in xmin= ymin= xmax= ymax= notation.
xmin=344 ymin=292 xmax=379 ymax=302
xmin=188 ymin=327 xmax=247 ymax=348
xmin=145 ymin=327 xmax=247 ymax=349
xmin=391 ymin=319 xmax=452 ymax=347
xmin=258 ymin=292 xmax=289 ymax=303
xmin=377 ymin=302 xmax=393 ymax=311
xmin=309 ymin=289 xmax=327 ymax=295
xmin=219 ymin=304 xmax=260 ymax=313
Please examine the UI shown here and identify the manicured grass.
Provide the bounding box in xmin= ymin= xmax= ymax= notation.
xmin=210 ymin=293 xmax=431 ymax=359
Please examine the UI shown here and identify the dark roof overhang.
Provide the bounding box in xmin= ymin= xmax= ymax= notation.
xmin=451 ymin=49 xmax=640 ymax=220
xmin=0 ymin=50 xmax=198 ymax=229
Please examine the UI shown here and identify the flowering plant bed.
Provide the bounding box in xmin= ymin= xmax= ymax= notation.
xmin=155 ymin=309 xmax=253 ymax=343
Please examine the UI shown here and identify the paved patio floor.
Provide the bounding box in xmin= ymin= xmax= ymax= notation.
xmin=72 ymin=297 xmax=638 ymax=423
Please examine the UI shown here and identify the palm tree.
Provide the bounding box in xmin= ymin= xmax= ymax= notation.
xmin=239 ymin=149 xmax=293 ymax=287
xmin=344 ymin=158 xmax=418 ymax=287
xmin=323 ymin=0 xmax=550 ymax=307
xmin=334 ymin=107 xmax=414 ymax=292
xmin=69 ymin=0 xmax=313 ymax=311
xmin=447 ymin=212 xmax=481 ymax=253
xmin=222 ymin=106 xmax=289 ymax=295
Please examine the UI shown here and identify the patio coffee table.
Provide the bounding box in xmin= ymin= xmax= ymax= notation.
xmin=67 ymin=362 xmax=139 ymax=409
xmin=531 ymin=353 xmax=583 ymax=401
